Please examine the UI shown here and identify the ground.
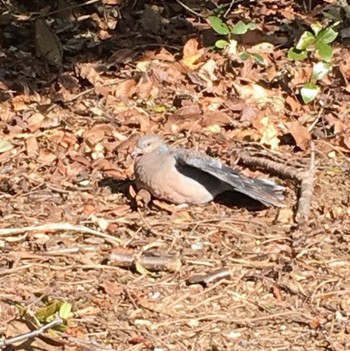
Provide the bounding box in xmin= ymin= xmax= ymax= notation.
xmin=0 ymin=0 xmax=350 ymax=350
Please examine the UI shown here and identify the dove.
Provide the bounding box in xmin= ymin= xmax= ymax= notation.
xmin=133 ymin=135 xmax=285 ymax=207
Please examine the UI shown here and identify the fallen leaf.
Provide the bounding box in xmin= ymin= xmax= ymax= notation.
xmin=0 ymin=137 xmax=14 ymax=153
xmin=37 ymin=150 xmax=57 ymax=165
xmin=233 ymin=82 xmax=284 ymax=112
xmin=26 ymin=137 xmax=39 ymax=158
xmin=252 ymin=115 xmax=280 ymax=149
xmin=27 ymin=112 xmax=45 ymax=132
xmin=112 ymin=79 xmax=137 ymax=98
xmin=181 ymin=38 xmax=205 ymax=70
xmin=11 ymin=95 xmax=32 ymax=111
xmin=78 ymin=63 xmax=103 ymax=85
xmin=165 ymin=104 xmax=202 ymax=133
xmin=202 ymin=111 xmax=231 ymax=127
xmin=287 ymin=121 xmax=311 ymax=150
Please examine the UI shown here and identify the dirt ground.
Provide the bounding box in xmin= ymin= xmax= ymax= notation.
xmin=0 ymin=1 xmax=350 ymax=350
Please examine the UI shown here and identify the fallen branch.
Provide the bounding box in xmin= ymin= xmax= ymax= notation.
xmin=187 ymin=267 xmax=232 ymax=286
xmin=239 ymin=153 xmax=302 ymax=181
xmin=109 ymin=250 xmax=181 ymax=272
xmin=0 ymin=318 xmax=63 ymax=348
xmin=295 ymin=142 xmax=316 ymax=223
xmin=0 ymin=223 xmax=120 ymax=246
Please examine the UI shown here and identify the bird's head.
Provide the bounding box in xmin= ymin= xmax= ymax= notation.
xmin=132 ymin=135 xmax=167 ymax=157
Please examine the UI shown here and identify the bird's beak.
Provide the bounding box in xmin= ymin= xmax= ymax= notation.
xmin=131 ymin=147 xmax=142 ymax=158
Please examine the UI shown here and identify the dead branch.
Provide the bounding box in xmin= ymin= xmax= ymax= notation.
xmin=0 ymin=223 xmax=120 ymax=246
xmin=239 ymin=153 xmax=302 ymax=181
xmin=295 ymin=142 xmax=316 ymax=223
xmin=0 ymin=318 xmax=63 ymax=348
xmin=187 ymin=267 xmax=232 ymax=286
xmin=109 ymin=250 xmax=182 ymax=272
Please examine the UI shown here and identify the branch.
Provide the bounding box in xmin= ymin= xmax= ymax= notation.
xmin=295 ymin=142 xmax=316 ymax=223
xmin=0 ymin=223 xmax=120 ymax=246
xmin=109 ymin=250 xmax=181 ymax=272
xmin=0 ymin=318 xmax=63 ymax=348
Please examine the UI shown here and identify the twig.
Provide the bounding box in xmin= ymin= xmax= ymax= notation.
xmin=66 ymin=80 xmax=127 ymax=103
xmin=109 ymin=250 xmax=181 ymax=272
xmin=224 ymin=0 xmax=237 ymax=17
xmin=187 ymin=267 xmax=232 ymax=286
xmin=0 ymin=223 xmax=120 ymax=246
xmin=295 ymin=142 xmax=316 ymax=223
xmin=0 ymin=318 xmax=63 ymax=348
xmin=239 ymin=153 xmax=302 ymax=180
xmin=174 ymin=0 xmax=205 ymax=18
xmin=37 ymin=0 xmax=99 ymax=18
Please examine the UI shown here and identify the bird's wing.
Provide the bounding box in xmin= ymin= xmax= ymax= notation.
xmin=172 ymin=148 xmax=285 ymax=207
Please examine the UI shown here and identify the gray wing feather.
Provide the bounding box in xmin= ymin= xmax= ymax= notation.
xmin=172 ymin=148 xmax=285 ymax=207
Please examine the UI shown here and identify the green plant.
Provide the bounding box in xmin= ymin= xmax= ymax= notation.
xmin=34 ymin=300 xmax=73 ymax=332
xmin=288 ymin=21 xmax=339 ymax=104
xmin=207 ymin=16 xmax=257 ymax=50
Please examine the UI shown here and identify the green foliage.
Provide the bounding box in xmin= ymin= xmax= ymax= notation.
xmin=34 ymin=300 xmax=73 ymax=332
xmin=207 ymin=15 xmax=256 ymax=50
xmin=288 ymin=21 xmax=339 ymax=104
xmin=300 ymin=83 xmax=321 ymax=104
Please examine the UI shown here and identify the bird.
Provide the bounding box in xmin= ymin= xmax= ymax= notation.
xmin=133 ymin=134 xmax=285 ymax=207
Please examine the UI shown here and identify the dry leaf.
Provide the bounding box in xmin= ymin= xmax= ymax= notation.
xmin=37 ymin=150 xmax=57 ymax=165
xmin=287 ymin=121 xmax=311 ymax=150
xmin=27 ymin=112 xmax=45 ymax=132
xmin=233 ymin=82 xmax=284 ymax=113
xmin=165 ymin=104 xmax=202 ymax=133
xmin=198 ymin=58 xmax=218 ymax=82
xmin=84 ymin=124 xmax=114 ymax=145
xmin=112 ymin=79 xmax=137 ymax=98
xmin=181 ymin=38 xmax=205 ymax=70
xmin=252 ymin=115 xmax=280 ymax=150
xmin=277 ymin=207 xmax=294 ymax=224
xmin=78 ymin=63 xmax=103 ymax=85
xmin=26 ymin=137 xmax=39 ymax=158
xmin=202 ymin=111 xmax=231 ymax=127
xmin=0 ymin=137 xmax=14 ymax=153
xmin=11 ymin=95 xmax=32 ymax=111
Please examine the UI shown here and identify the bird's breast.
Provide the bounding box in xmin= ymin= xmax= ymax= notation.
xmin=134 ymin=154 xmax=214 ymax=204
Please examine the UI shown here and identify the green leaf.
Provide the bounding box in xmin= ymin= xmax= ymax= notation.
xmin=316 ymin=42 xmax=333 ymax=62
xmin=296 ymin=31 xmax=315 ymax=50
xmin=231 ymin=20 xmax=249 ymax=35
xmin=250 ymin=53 xmax=264 ymax=64
xmin=59 ymin=302 xmax=72 ymax=320
xmin=310 ymin=22 xmax=323 ymax=36
xmin=0 ymin=138 xmax=14 ymax=153
xmin=215 ymin=39 xmax=228 ymax=49
xmin=239 ymin=51 xmax=250 ymax=60
xmin=301 ymin=83 xmax=320 ymax=104
xmin=35 ymin=302 xmax=62 ymax=323
xmin=153 ymin=105 xmax=167 ymax=113
xmin=208 ymin=16 xmax=230 ymax=35
xmin=287 ymin=47 xmax=308 ymax=61
xmin=246 ymin=22 xmax=257 ymax=30
xmin=316 ymin=27 xmax=338 ymax=44
xmin=312 ymin=61 xmax=331 ymax=80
